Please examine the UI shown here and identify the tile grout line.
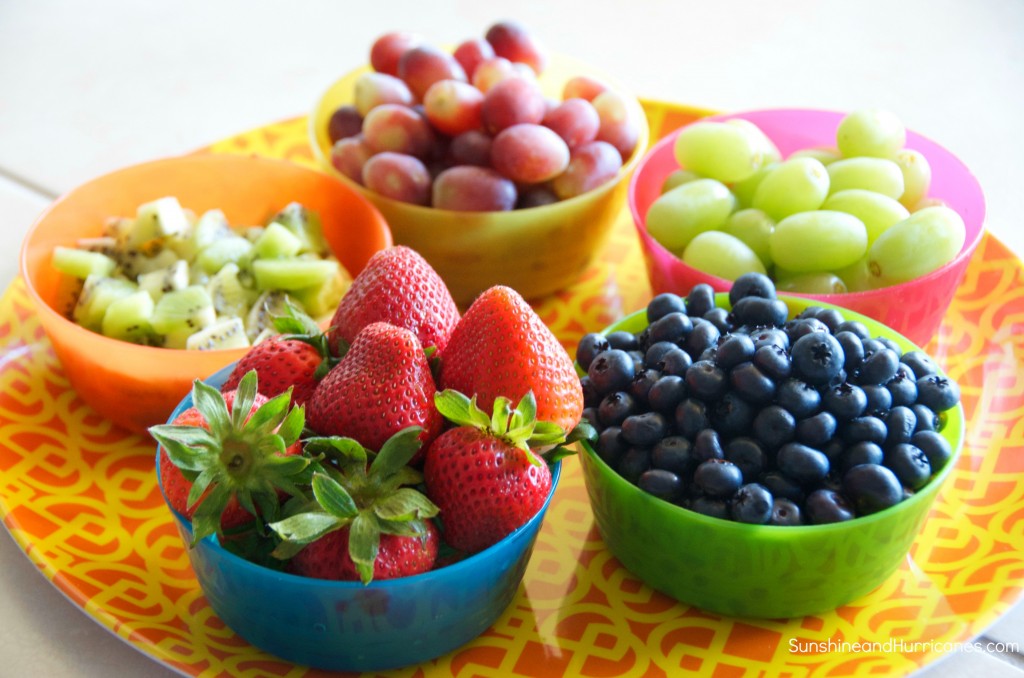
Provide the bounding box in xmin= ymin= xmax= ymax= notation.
xmin=0 ymin=165 xmax=59 ymax=201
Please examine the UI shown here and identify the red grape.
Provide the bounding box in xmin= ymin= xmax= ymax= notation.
xmin=593 ymin=90 xmax=641 ymax=159
xmin=543 ymin=98 xmax=600 ymax=149
xmin=433 ymin=166 xmax=517 ymax=211
xmin=327 ymin=105 xmax=363 ymax=144
xmin=449 ymin=130 xmax=493 ymax=167
xmin=491 ymin=123 xmax=570 ymax=184
xmin=370 ymin=32 xmax=422 ymax=76
xmin=453 ymin=38 xmax=495 ymax=80
xmin=362 ymin=103 xmax=436 ymax=159
xmin=485 ymin=21 xmax=546 ymax=74
xmin=518 ymin=185 xmax=559 ymax=209
xmin=423 ymin=79 xmax=484 ymax=136
xmin=471 ymin=56 xmax=518 ymax=94
xmin=354 ymin=72 xmax=414 ymax=116
xmin=482 ymin=76 xmax=546 ymax=134
xmin=330 ymin=135 xmax=373 ymax=184
xmin=398 ymin=45 xmax=467 ymax=100
xmin=562 ymin=75 xmax=608 ymax=102
xmin=552 ymin=140 xmax=623 ymax=199
xmin=362 ymin=152 xmax=432 ymax=206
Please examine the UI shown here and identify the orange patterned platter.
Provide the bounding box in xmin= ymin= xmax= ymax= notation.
xmin=1 ymin=101 xmax=1023 ymax=678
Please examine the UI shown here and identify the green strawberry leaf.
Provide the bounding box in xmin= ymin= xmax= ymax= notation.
xmin=269 ymin=510 xmax=347 ymax=546
xmin=303 ymin=436 xmax=368 ymax=468
xmin=434 ymin=390 xmax=491 ymax=429
xmin=312 ymin=473 xmax=359 ymax=519
xmin=349 ymin=511 xmax=381 ymax=585
xmin=369 ymin=427 xmax=423 ymax=480
xmin=192 ymin=378 xmax=231 ymax=438
xmin=378 ymin=517 xmax=428 ymax=539
xmin=151 ymin=428 xmax=213 ymax=471
xmin=491 ymin=396 xmax=513 ymax=434
xmin=513 ymin=392 xmax=538 ymax=431
xmin=529 ymin=421 xmax=568 ymax=447
xmin=566 ymin=419 xmax=598 ymax=445
xmin=246 ymin=389 xmax=292 ymax=432
xmin=227 ymin=371 xmax=259 ymax=431
xmin=187 ymin=465 xmax=219 ymax=510
xmin=373 ymin=487 xmax=439 ymax=521
xmin=277 ymin=405 xmax=305 ymax=446
xmin=190 ymin=482 xmax=233 ymax=545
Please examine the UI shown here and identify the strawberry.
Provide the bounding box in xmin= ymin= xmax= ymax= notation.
xmin=151 ymin=370 xmax=309 ymax=544
xmin=423 ymin=390 xmax=566 ymax=554
xmin=221 ymin=304 xmax=334 ymax=407
xmin=437 ymin=285 xmax=584 ymax=434
xmin=307 ymin=322 xmax=442 ymax=455
xmin=271 ymin=427 xmax=439 ymax=583
xmin=326 ymin=246 xmax=460 ymax=356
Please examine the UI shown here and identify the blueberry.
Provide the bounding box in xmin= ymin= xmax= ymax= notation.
xmin=645 ymin=341 xmax=679 ymax=368
xmin=607 ymin=330 xmax=638 ymax=352
xmin=759 ymin=470 xmax=805 ymax=503
xmin=712 ymin=391 xmax=756 ymax=435
xmin=697 ymin=346 xmax=718 ymax=363
xmin=885 ymin=405 xmax=917 ymax=446
xmin=770 ymin=498 xmax=804 ymax=526
xmin=685 ymin=283 xmax=716 ymax=318
xmin=901 ymin=350 xmax=939 ymax=379
xmin=715 ymin=333 xmax=756 ymax=369
xmin=628 ymin=368 xmax=662 ymax=403
xmin=675 ymin=398 xmax=710 ymax=439
xmin=702 ymin=307 xmax=733 ymax=333
xmin=729 ymin=483 xmax=774 ymax=524
xmin=752 ymin=405 xmax=797 ymax=449
xmin=835 ymin=331 xmax=865 ymax=371
xmin=694 ymin=459 xmax=744 ymax=498
xmin=729 ymin=272 xmax=777 ymax=305
xmin=730 ymin=361 xmax=776 ymax=404
xmin=886 ymin=369 xmax=918 ymax=407
xmin=876 ymin=336 xmax=903 ymax=357
xmin=686 ymin=319 xmax=721 ymax=359
xmin=652 ymin=436 xmax=695 ymax=476
xmin=731 ymin=297 xmax=789 ymax=327
xmin=785 ymin=317 xmax=829 ymax=344
xmin=725 ymin=437 xmax=767 ymax=481
xmin=835 ymin=319 xmax=870 ymax=340
xmin=638 ymin=469 xmax=684 ymax=502
xmin=576 ymin=333 xmax=611 ymax=371
xmin=647 ymin=292 xmax=687 ymax=324
xmin=839 ymin=441 xmax=885 ymax=473
xmin=821 ymin=438 xmax=845 ymax=463
xmin=911 ymin=430 xmax=953 ymax=471
xmin=843 ymin=463 xmax=904 ymax=514
xmin=750 ymin=327 xmax=790 ymax=351
xmin=595 ymin=426 xmax=627 ymax=466
xmin=823 ymin=382 xmax=867 ymax=420
xmin=658 ymin=346 xmax=694 ymax=377
xmin=796 ymin=411 xmax=837 ymax=446
xmin=581 ymin=407 xmax=600 ymax=430
xmin=581 ymin=376 xmax=600 ymax=408
xmin=812 ymin=308 xmax=845 ymax=334
xmin=685 ymin=360 xmax=728 ymax=401
xmin=840 ymin=416 xmax=888 ymax=446
xmin=775 ymin=379 xmax=821 ymax=419
xmin=911 ymin=404 xmax=940 ymax=432
xmin=776 ymin=442 xmax=830 ymax=485
xmin=916 ymin=375 xmax=961 ymax=412
xmin=621 ymin=412 xmax=669 ymax=447
xmin=752 ymin=343 xmax=792 ymax=381
xmin=693 ymin=428 xmax=725 ymax=463
xmin=791 ymin=332 xmax=845 ymax=386
xmin=627 ymin=350 xmax=646 ymax=372
xmin=861 ymin=384 xmax=893 ymax=415
xmin=884 ymin=443 xmax=932 ymax=490
xmin=690 ymin=495 xmax=730 ymax=519
xmin=588 ymin=349 xmax=636 ymax=395
xmin=805 ymin=489 xmax=855 ymax=524
xmin=648 ymin=312 xmax=693 ymax=346
xmin=647 ymin=375 xmax=688 ymax=414
xmin=858 ymin=347 xmax=900 ymax=386
xmin=617 ymin=447 xmax=653 ymax=484
xmin=598 ymin=391 xmax=636 ymax=427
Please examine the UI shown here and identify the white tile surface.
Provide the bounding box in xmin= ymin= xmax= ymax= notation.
xmin=0 ymin=1 xmax=1022 ymax=676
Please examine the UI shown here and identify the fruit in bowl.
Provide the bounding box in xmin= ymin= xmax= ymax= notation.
xmin=154 ymin=245 xmax=589 ymax=670
xmin=19 ymin=154 xmax=392 ymax=434
xmin=575 ymin=273 xmax=964 ymax=617
xmin=629 ymin=108 xmax=986 ymax=346
xmin=309 ymin=21 xmax=649 ymax=306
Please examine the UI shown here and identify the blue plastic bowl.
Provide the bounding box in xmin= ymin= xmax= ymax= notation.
xmin=157 ymin=363 xmax=561 ymax=672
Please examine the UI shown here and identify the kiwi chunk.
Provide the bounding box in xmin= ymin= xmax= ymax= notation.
xmin=151 ymin=285 xmax=217 ymax=349
xmin=52 ymin=246 xmax=117 ymax=279
xmin=101 ymin=290 xmax=156 ymax=344
xmin=185 ymin=317 xmax=250 ymax=351
xmin=73 ymin=276 xmax=138 ymax=331
xmin=252 ymin=258 xmax=340 ymax=291
xmin=253 ymin=222 xmax=303 ymax=259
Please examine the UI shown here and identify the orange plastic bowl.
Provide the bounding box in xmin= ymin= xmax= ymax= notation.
xmin=309 ymin=53 xmax=648 ymax=307
xmin=628 ymin=108 xmax=986 ymax=347
xmin=19 ymin=154 xmax=392 ymax=434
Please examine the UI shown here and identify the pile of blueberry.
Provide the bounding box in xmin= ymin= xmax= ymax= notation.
xmin=576 ymin=273 xmax=960 ymax=526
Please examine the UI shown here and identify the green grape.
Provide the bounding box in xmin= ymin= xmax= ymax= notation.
xmin=836 ymin=108 xmax=906 ymax=158
xmin=821 ymin=189 xmax=910 ymax=246
xmin=730 ymin=162 xmax=776 ymax=209
xmin=867 ymin=206 xmax=966 ymax=286
xmin=661 ymin=168 xmax=701 ymax=194
xmin=682 ymin=231 xmax=766 ymax=281
xmin=776 ymin=271 xmax=848 ymax=295
xmin=769 ymin=210 xmax=868 ymax=273
xmin=834 ymin=256 xmax=873 ymax=292
xmin=673 ymin=121 xmax=768 ymax=183
xmin=827 ymin=157 xmax=905 ymax=199
xmin=788 ymin=147 xmax=842 ymax=166
xmin=894 ymin=148 xmax=932 ymax=209
xmin=726 ymin=118 xmax=782 ymax=164
xmin=752 ymin=157 xmax=830 ymax=221
xmin=721 ymin=208 xmax=775 ymax=268
xmin=645 ymin=178 xmax=736 ymax=253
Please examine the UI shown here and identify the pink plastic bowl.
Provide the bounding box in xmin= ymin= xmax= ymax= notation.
xmin=628 ymin=108 xmax=986 ymax=347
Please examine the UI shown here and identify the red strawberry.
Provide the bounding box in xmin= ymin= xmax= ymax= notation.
xmin=290 ymin=520 xmax=439 ymax=581
xmin=151 ymin=371 xmax=309 ymax=544
xmin=423 ymin=390 xmax=565 ymax=553
xmin=326 ymin=246 xmax=460 ymax=355
xmin=308 ymin=322 xmax=442 ymax=454
xmin=437 ymin=285 xmax=583 ymax=434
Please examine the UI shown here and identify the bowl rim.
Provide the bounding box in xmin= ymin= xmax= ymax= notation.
xmin=308 ymin=52 xmax=651 ymax=217
xmin=157 ymin=362 xmax=564 ymax=589
xmin=18 ymin=153 xmax=392 ymax=357
xmin=580 ymin=295 xmax=967 ymax=535
xmin=626 ymin=106 xmax=987 ymax=300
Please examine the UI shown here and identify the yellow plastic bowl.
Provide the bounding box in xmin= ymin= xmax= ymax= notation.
xmin=19 ymin=154 xmax=392 ymax=434
xmin=309 ymin=53 xmax=649 ymax=306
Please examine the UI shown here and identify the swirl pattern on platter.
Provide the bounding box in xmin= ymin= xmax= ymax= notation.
xmin=0 ymin=102 xmax=1020 ymax=678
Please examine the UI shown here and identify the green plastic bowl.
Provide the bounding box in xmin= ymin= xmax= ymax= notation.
xmin=578 ymin=294 xmax=965 ymax=618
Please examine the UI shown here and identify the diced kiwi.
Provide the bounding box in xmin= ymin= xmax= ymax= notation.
xmin=252 ymin=258 xmax=340 ymax=291
xmin=246 ymin=290 xmax=293 ymax=341
xmin=185 ymin=317 xmax=250 ymax=351
xmin=73 ymin=275 xmax=138 ymax=331
xmin=52 ymin=246 xmax=117 ymax=279
xmin=123 ymin=247 xmax=181 ymax=278
xmin=138 ymin=260 xmax=190 ymax=302
xmin=75 ymin=236 xmax=119 ymax=258
xmin=171 ymin=209 xmax=232 ymax=262
xmin=131 ymin=196 xmax=191 ymax=248
xmin=196 ymin=236 xmax=253 ymax=275
xmin=271 ymin=202 xmax=328 ymax=256
xmin=151 ymin=285 xmax=217 ymax=349
xmin=253 ymin=222 xmax=303 ymax=260
xmin=101 ymin=290 xmax=156 ymax=343
xmin=291 ymin=265 xmax=351 ymax=318
xmin=207 ymin=263 xmax=256 ymax=319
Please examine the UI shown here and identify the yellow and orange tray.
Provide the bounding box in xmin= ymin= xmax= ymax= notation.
xmin=1 ymin=101 xmax=1022 ymax=678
